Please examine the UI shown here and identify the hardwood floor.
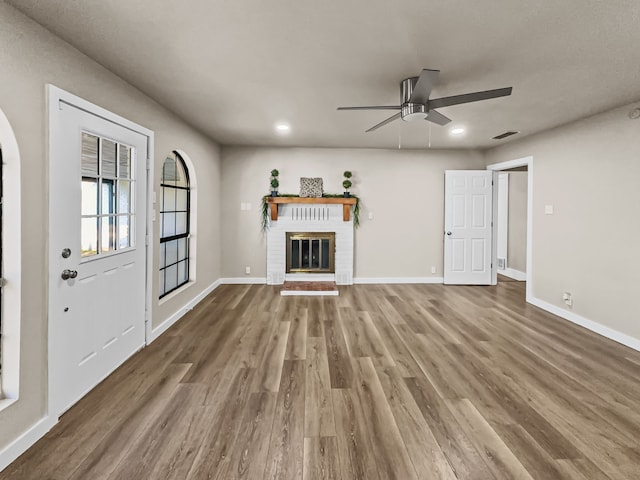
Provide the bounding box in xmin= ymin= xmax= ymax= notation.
xmin=3 ymin=282 xmax=640 ymax=479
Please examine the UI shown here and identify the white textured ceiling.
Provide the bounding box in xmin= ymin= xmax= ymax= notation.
xmin=8 ymin=0 xmax=640 ymax=149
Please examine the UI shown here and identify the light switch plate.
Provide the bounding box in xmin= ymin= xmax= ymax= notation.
xmin=544 ymin=205 xmax=554 ymax=215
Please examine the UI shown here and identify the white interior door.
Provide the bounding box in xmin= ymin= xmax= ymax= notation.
xmin=443 ymin=170 xmax=493 ymax=285
xmin=49 ymin=93 xmax=149 ymax=416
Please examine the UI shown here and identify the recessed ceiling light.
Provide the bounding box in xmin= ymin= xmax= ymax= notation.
xmin=450 ymin=127 xmax=465 ymax=136
xmin=275 ymin=122 xmax=291 ymax=134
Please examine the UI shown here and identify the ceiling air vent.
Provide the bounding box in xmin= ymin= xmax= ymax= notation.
xmin=492 ymin=130 xmax=519 ymax=140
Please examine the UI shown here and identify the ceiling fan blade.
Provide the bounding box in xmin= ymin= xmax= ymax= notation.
xmin=409 ymin=69 xmax=440 ymax=104
xmin=366 ymin=112 xmax=402 ymax=132
xmin=337 ymin=106 xmax=400 ymax=111
xmin=425 ymin=109 xmax=451 ymax=126
xmin=429 ymin=87 xmax=513 ymax=109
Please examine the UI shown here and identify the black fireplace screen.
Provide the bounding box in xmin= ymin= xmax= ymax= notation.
xmin=286 ymin=232 xmax=335 ymax=273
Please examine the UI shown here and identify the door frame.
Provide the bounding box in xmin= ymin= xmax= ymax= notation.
xmin=486 ymin=156 xmax=533 ymax=302
xmin=496 ymin=173 xmax=509 ymax=271
xmin=47 ymin=85 xmax=155 ymax=418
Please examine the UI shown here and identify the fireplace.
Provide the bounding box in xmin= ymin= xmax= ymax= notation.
xmin=266 ymin=203 xmax=353 ymax=285
xmin=286 ymin=232 xmax=335 ymax=273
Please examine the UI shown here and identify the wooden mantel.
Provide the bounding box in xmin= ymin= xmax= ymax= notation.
xmin=266 ymin=196 xmax=357 ymax=221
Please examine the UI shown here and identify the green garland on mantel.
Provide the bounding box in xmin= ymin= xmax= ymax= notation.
xmin=261 ymin=194 xmax=360 ymax=232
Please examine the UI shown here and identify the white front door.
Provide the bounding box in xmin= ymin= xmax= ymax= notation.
xmin=443 ymin=170 xmax=493 ymax=285
xmin=49 ymin=90 xmax=149 ymax=416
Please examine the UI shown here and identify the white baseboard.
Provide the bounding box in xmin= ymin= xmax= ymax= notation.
xmin=0 ymin=415 xmax=56 ymax=472
xmin=529 ymin=296 xmax=640 ymax=352
xmin=220 ymin=277 xmax=267 ymax=284
xmin=500 ymin=268 xmax=526 ymax=281
xmin=353 ymin=277 xmax=444 ymax=284
xmin=149 ymin=279 xmax=222 ymax=343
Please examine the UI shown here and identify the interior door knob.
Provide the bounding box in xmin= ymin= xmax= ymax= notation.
xmin=446 ymin=231 xmax=452 ymax=236
xmin=61 ymin=269 xmax=78 ymax=280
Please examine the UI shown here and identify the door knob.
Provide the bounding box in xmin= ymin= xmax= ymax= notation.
xmin=446 ymin=231 xmax=452 ymax=236
xmin=61 ymin=269 xmax=78 ymax=280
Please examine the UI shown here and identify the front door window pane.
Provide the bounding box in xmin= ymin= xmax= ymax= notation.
xmin=81 ymin=217 xmax=98 ymax=257
xmin=81 ymin=133 xmax=99 ymax=176
xmin=119 ymin=145 xmax=131 ymax=179
xmin=101 ymin=179 xmax=115 ymax=214
xmin=118 ymin=180 xmax=131 ymax=213
xmin=101 ymin=216 xmax=115 ymax=253
xmin=82 ymin=178 xmax=98 ymax=216
xmin=102 ymin=139 xmax=117 ymax=178
xmin=118 ymin=215 xmax=130 ymax=249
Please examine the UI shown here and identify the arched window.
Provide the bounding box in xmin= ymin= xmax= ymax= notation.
xmin=0 ymin=146 xmax=4 ymax=390
xmin=159 ymin=152 xmax=191 ymax=298
xmin=0 ymin=107 xmax=21 ymax=405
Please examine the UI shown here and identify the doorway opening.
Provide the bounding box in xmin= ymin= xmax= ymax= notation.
xmin=487 ymin=157 xmax=533 ymax=302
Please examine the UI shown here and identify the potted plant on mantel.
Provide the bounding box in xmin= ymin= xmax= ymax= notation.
xmin=342 ymin=170 xmax=353 ymax=197
xmin=270 ymin=169 xmax=280 ymax=196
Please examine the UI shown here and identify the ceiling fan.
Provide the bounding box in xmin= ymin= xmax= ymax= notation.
xmin=337 ymin=69 xmax=512 ymax=132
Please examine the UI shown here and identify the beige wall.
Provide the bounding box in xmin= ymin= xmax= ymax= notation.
xmin=0 ymin=3 xmax=221 ymax=452
xmin=507 ymin=171 xmax=527 ymax=273
xmin=485 ymin=101 xmax=640 ymax=341
xmin=221 ymin=147 xmax=485 ymax=279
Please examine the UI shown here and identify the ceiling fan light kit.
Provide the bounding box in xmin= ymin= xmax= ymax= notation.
xmin=338 ymin=69 xmax=513 ymax=133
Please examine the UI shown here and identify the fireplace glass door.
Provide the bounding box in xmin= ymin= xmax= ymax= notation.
xmin=286 ymin=232 xmax=335 ymax=273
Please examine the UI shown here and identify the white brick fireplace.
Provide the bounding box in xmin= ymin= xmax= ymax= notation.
xmin=266 ymin=203 xmax=354 ymax=285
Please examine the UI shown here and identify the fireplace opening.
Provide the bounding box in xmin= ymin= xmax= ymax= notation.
xmin=286 ymin=232 xmax=335 ymax=273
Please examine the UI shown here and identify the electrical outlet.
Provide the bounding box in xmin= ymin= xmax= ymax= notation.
xmin=368 ymin=211 xmax=374 ymax=220
xmin=245 ymin=266 xmax=251 ymax=275
xmin=431 ymin=266 xmax=437 ymax=274
xmin=563 ymin=292 xmax=573 ymax=307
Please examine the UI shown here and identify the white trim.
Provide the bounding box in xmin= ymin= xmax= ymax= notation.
xmin=500 ymin=268 xmax=526 ymax=281
xmin=220 ymin=277 xmax=267 ymax=284
xmin=0 ymin=415 xmax=56 ymax=473
xmin=174 ymin=150 xmax=198 ymax=286
xmin=353 ymin=277 xmax=444 ymax=284
xmin=149 ymin=279 xmax=222 ymax=343
xmin=281 ymin=290 xmax=339 ymax=297
xmin=486 ymin=157 xmax=532 ymax=171
xmin=145 ymin=133 xmax=155 ymax=343
xmin=158 ymin=279 xmax=195 ymax=306
xmin=486 ymin=156 xmax=533 ymax=303
xmin=0 ymin=107 xmax=21 ymax=403
xmin=529 ymin=296 xmax=640 ymax=353
xmin=496 ymin=173 xmax=509 ymax=267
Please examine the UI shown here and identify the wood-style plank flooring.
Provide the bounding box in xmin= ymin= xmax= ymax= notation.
xmin=3 ymin=282 xmax=640 ymax=479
